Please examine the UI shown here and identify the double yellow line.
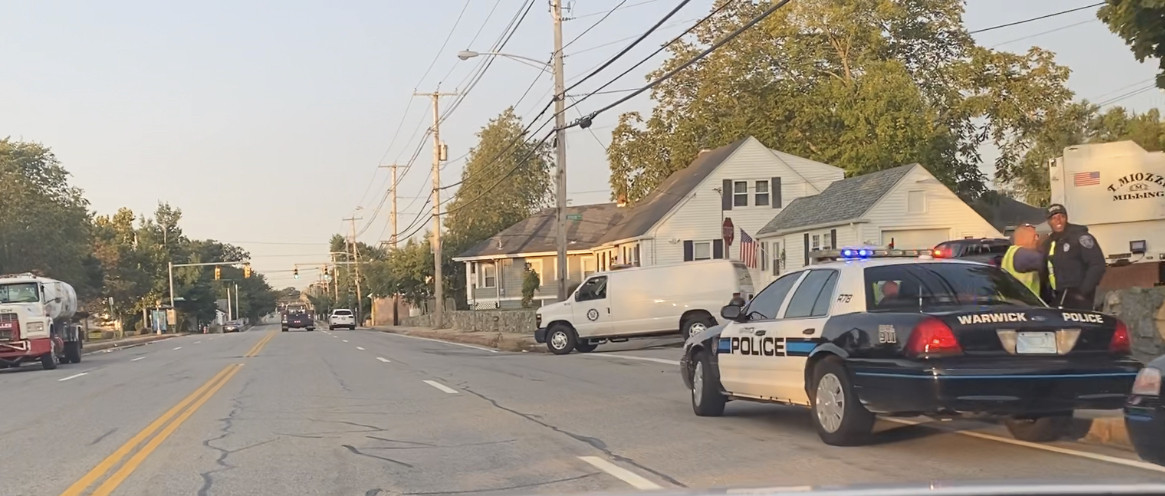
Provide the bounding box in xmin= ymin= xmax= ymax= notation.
xmin=61 ymin=330 xmax=278 ymax=496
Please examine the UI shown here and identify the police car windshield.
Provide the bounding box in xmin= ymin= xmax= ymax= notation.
xmin=865 ymin=263 xmax=1044 ymax=311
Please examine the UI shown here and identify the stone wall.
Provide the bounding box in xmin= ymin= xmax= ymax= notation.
xmin=401 ymin=309 xmax=536 ymax=334
xmin=1101 ymin=286 xmax=1165 ymax=363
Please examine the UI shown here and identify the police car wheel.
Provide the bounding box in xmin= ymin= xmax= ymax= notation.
xmin=1003 ymin=413 xmax=1072 ymax=442
xmin=691 ymin=350 xmax=726 ymax=416
xmin=810 ymin=358 xmax=873 ymax=446
xmin=547 ymin=325 xmax=576 ymax=355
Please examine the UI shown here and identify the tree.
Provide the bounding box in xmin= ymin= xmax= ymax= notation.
xmin=1098 ymin=0 xmax=1165 ymax=89
xmin=0 ymin=139 xmax=100 ymax=296
xmin=607 ymin=0 xmax=1074 ymax=202
xmin=521 ymin=266 xmax=540 ymax=308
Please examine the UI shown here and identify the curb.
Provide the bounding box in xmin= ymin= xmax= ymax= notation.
xmin=83 ymin=334 xmax=180 ymax=355
xmin=372 ymin=327 xmax=543 ymax=353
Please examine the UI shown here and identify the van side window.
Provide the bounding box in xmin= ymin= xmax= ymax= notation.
xmin=575 ymin=276 xmax=607 ymax=302
xmin=744 ymin=272 xmax=802 ymax=320
xmin=785 ymin=270 xmax=839 ymax=318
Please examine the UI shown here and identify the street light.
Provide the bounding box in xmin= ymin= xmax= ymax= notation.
xmin=457 ymin=41 xmax=570 ymax=303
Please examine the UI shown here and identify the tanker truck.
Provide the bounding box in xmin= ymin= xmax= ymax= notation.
xmin=0 ymin=273 xmax=83 ymax=370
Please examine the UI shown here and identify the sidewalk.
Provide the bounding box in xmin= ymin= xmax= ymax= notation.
xmin=1076 ymin=409 xmax=1132 ymax=450
xmin=370 ymin=326 xmax=541 ymax=353
xmin=84 ymin=333 xmax=182 ymax=354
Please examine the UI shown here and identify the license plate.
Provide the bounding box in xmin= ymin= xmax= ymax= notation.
xmin=1016 ymin=331 xmax=1057 ymax=354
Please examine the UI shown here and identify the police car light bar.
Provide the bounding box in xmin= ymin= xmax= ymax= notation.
xmin=809 ymin=248 xmax=929 ymax=262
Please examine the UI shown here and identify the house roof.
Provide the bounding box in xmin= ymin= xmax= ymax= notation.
xmin=596 ymin=138 xmax=749 ymax=244
xmin=455 ymin=203 xmax=629 ymax=259
xmin=757 ymin=164 xmax=916 ymax=235
xmin=971 ymin=192 xmax=1047 ymax=233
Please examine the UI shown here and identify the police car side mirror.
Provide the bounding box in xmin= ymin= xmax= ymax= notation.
xmin=720 ymin=304 xmax=743 ymax=322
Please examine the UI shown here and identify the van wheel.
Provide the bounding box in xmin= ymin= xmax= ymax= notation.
xmin=681 ymin=314 xmax=714 ymax=340
xmin=691 ymin=350 xmax=726 ymax=416
xmin=810 ymin=357 xmax=874 ymax=446
xmin=546 ymin=325 xmax=576 ymax=355
xmin=1004 ymin=414 xmax=1072 ymax=442
xmin=575 ymin=340 xmax=598 ymax=353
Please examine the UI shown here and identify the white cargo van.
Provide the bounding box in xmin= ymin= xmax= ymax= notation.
xmin=533 ymin=260 xmax=754 ymax=355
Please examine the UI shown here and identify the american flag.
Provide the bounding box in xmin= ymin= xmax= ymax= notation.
xmin=1074 ymin=171 xmax=1100 ymax=187
xmin=739 ymin=229 xmax=758 ymax=268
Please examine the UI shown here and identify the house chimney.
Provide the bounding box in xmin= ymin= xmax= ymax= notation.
xmin=616 ymin=192 xmax=628 ymax=207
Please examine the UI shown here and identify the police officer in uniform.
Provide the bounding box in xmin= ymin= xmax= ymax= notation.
xmin=1001 ymin=224 xmax=1043 ymax=298
xmin=1040 ymin=204 xmax=1106 ymax=310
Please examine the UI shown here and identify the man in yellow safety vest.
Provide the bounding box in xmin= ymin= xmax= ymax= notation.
xmin=1001 ymin=224 xmax=1044 ymax=299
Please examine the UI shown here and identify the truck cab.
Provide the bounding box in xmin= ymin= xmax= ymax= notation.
xmin=0 ymin=273 xmax=82 ymax=370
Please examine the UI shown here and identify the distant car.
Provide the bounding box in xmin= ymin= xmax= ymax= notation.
xmin=282 ymin=312 xmax=314 ymax=332
xmin=680 ymin=248 xmax=1139 ymax=446
xmin=223 ymin=320 xmax=241 ymax=333
xmin=1126 ymin=354 xmax=1165 ymax=465
xmin=931 ymin=238 xmax=1011 ymax=266
xmin=329 ymin=309 xmax=357 ymax=330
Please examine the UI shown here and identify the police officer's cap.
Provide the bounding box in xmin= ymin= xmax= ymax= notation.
xmin=1046 ymin=203 xmax=1067 ymax=219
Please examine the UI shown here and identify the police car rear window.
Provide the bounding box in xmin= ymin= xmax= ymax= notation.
xmin=864 ymin=263 xmax=1044 ymax=311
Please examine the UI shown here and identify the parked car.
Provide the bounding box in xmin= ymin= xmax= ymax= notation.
xmin=680 ymin=248 xmax=1139 ymax=446
xmin=329 ymin=309 xmax=357 ymax=330
xmin=1126 ymin=354 xmax=1165 ymax=464
xmin=931 ymin=238 xmax=1011 ymax=266
xmin=534 ymin=260 xmax=755 ymax=355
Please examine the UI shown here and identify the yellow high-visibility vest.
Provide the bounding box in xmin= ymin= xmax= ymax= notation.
xmin=1047 ymin=242 xmax=1057 ymax=290
xmin=1003 ymin=245 xmax=1040 ymax=297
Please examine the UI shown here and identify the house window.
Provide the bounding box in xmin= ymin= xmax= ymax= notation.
xmin=482 ymin=263 xmax=497 ymax=288
xmin=811 ymin=235 xmax=821 ymax=251
xmin=693 ymin=241 xmax=712 ymax=260
xmin=755 ymin=180 xmax=770 ymax=206
xmin=733 ymin=181 xmax=749 ymax=207
xmin=907 ymin=190 xmax=926 ymax=214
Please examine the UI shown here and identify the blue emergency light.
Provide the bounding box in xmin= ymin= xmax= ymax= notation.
xmin=840 ymin=248 xmax=871 ymax=259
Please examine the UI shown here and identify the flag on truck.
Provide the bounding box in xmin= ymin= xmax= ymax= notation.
xmin=740 ymin=229 xmax=758 ymax=268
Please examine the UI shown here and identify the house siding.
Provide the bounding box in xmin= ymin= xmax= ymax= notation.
xmin=855 ymin=166 xmax=1002 ymax=248
xmin=467 ymin=254 xmax=595 ymax=308
xmin=649 ymin=138 xmax=844 ymax=268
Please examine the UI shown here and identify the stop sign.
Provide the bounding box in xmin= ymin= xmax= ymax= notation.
xmin=722 ymin=217 xmax=735 ymax=246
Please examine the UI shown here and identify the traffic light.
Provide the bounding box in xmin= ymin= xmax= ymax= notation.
xmin=214 ymin=266 xmax=221 ymax=280
xmin=244 ymin=265 xmax=252 ymax=278
xmin=293 ymin=267 xmax=299 ymax=279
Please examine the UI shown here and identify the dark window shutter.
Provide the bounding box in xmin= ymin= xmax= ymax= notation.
xmin=771 ymin=177 xmax=782 ymax=208
xmin=722 ymin=179 xmax=733 ymax=211
xmin=803 ymin=233 xmax=810 ymax=266
xmin=713 ymin=239 xmax=724 ymax=259
xmin=683 ymin=240 xmax=694 ymax=261
xmin=829 ymin=229 xmax=837 ymax=250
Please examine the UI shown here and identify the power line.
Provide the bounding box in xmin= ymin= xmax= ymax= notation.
xmin=1095 ymin=84 xmax=1158 ymax=107
xmin=990 ymin=18 xmax=1098 ymax=48
xmin=969 ymin=2 xmax=1104 ymax=35
xmin=570 ymin=17 xmax=698 ymax=55
xmin=1091 ymin=78 xmax=1157 ymax=101
xmin=571 ymin=0 xmax=662 ymax=19
xmin=437 ymin=0 xmax=506 ymax=84
xmin=561 ymin=0 xmax=628 ymax=52
xmin=416 ymin=0 xmax=472 ymax=86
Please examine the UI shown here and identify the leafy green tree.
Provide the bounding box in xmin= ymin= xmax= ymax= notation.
xmin=521 ymin=266 xmax=540 ymax=308
xmin=1098 ymin=0 xmax=1165 ymax=89
xmin=607 ymin=0 xmax=1074 ymax=202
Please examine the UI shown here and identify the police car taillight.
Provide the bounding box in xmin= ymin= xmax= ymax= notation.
xmin=905 ymin=317 xmax=962 ymax=357
xmin=1110 ymin=319 xmax=1131 ymax=355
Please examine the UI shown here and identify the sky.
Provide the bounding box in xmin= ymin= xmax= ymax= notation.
xmin=2 ymin=0 xmax=1162 ymax=290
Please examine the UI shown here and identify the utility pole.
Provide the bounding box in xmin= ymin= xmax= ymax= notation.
xmin=343 ymin=216 xmax=364 ymax=324
xmin=234 ymin=281 xmax=240 ymax=321
xmin=413 ymin=90 xmax=457 ymax=328
xmin=380 ymin=164 xmax=400 ymax=249
xmin=551 ymin=0 xmax=569 ymax=301
xmin=226 ymin=285 xmax=233 ymax=321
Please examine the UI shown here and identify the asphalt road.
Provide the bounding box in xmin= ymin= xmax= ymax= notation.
xmin=6 ymin=323 xmax=1165 ymax=496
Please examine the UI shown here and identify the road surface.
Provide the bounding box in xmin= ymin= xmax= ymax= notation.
xmin=5 ymin=323 xmax=1165 ymax=495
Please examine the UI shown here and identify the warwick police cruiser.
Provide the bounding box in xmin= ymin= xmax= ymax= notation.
xmin=679 ymin=248 xmax=1140 ymax=446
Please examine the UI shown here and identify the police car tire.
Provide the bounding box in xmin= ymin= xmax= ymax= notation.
xmin=547 ymin=325 xmax=577 ymax=355
xmin=681 ymin=314 xmax=714 ymax=341
xmin=691 ymin=350 xmax=726 ymax=417
xmin=1003 ymin=414 xmax=1072 ymax=442
xmin=810 ymin=358 xmax=874 ymax=446
xmin=575 ymin=340 xmax=598 ymax=353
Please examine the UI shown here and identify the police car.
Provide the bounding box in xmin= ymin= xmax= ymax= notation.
xmin=679 ymin=248 xmax=1140 ymax=446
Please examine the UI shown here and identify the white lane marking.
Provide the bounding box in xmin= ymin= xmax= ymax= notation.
xmin=376 ymin=357 xmax=391 ymax=363
xmin=131 ymin=356 xmax=145 ymax=362
xmin=423 ymin=380 xmax=459 ymax=394
xmin=582 ymin=354 xmax=680 ymax=366
xmin=578 ymin=456 xmax=662 ymax=490
xmin=58 ymin=372 xmax=88 ymax=382
xmin=194 ymin=341 xmax=202 ymax=344
xmin=384 ymin=332 xmax=499 ymax=353
xmin=883 ymin=418 xmax=1165 ymax=473
xmin=342 ymin=340 xmax=349 ymax=343
xmin=172 ymin=346 xmax=182 ymax=351
xmin=356 ymin=346 xmax=365 ymax=351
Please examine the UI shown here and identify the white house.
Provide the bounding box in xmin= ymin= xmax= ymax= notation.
xmin=756 ymin=163 xmax=1004 ymax=281
xmin=592 ymin=136 xmax=844 ymax=284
